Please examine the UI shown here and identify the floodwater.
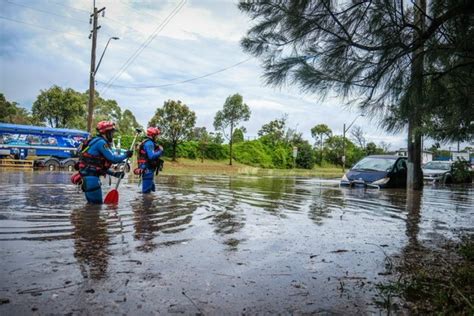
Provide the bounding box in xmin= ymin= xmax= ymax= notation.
xmin=0 ymin=171 xmax=472 ymax=314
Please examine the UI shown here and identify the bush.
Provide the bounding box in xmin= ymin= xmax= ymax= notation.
xmin=233 ymin=140 xmax=274 ymax=168
xmin=452 ymin=159 xmax=473 ymax=183
xmin=271 ymin=144 xmax=292 ymax=168
xmin=176 ymin=141 xmax=199 ymax=159
xmin=295 ymin=142 xmax=315 ymax=169
xmin=204 ymin=143 xmax=228 ymax=160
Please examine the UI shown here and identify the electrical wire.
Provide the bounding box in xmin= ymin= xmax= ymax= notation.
xmin=100 ymin=0 xmax=186 ymax=94
xmin=99 ymin=0 xmax=186 ymax=95
xmin=5 ymin=0 xmax=86 ymax=24
xmin=118 ymin=0 xmax=163 ymax=21
xmin=0 ymin=15 xmax=84 ymax=37
xmin=96 ymin=57 xmax=252 ymax=89
xmin=48 ymin=0 xmax=143 ymax=35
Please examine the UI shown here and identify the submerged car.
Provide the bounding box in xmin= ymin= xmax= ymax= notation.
xmin=340 ymin=155 xmax=407 ymax=188
xmin=422 ymin=161 xmax=453 ymax=184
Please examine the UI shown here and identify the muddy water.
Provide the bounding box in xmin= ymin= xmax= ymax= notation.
xmin=0 ymin=171 xmax=472 ymax=314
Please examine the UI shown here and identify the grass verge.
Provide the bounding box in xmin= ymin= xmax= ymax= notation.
xmin=375 ymin=234 xmax=474 ymax=314
xmin=156 ymin=158 xmax=343 ymax=178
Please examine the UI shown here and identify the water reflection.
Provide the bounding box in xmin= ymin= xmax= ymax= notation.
xmin=308 ymin=187 xmax=345 ymax=225
xmin=405 ymin=190 xmax=422 ymax=250
xmin=70 ymin=206 xmax=110 ymax=280
xmin=131 ymin=193 xmax=196 ymax=252
xmin=211 ymin=178 xmax=245 ymax=251
xmin=132 ymin=195 xmax=158 ymax=252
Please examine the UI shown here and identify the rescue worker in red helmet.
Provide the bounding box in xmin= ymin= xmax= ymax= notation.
xmin=77 ymin=121 xmax=133 ymax=203
xmin=136 ymin=127 xmax=163 ymax=193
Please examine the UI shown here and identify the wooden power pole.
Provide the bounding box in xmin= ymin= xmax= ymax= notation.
xmin=87 ymin=3 xmax=105 ymax=133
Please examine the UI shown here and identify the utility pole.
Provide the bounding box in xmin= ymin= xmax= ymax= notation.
xmin=342 ymin=114 xmax=364 ymax=172
xmin=87 ymin=2 xmax=106 ymax=133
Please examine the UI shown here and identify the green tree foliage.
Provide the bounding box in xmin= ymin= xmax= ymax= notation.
xmin=324 ymin=136 xmax=365 ymax=167
xmin=258 ymin=116 xmax=287 ymax=146
xmin=32 ymin=85 xmax=85 ymax=128
xmin=295 ymin=141 xmax=316 ymax=169
xmin=149 ymin=99 xmax=196 ymax=161
xmin=232 ymin=128 xmax=245 ymax=143
xmin=451 ymin=159 xmax=473 ymax=183
xmin=0 ymin=93 xmax=18 ymax=122
xmin=193 ymin=127 xmax=211 ymax=162
xmin=119 ymin=109 xmax=142 ymax=136
xmin=311 ymin=124 xmax=332 ymax=164
xmin=190 ymin=127 xmax=208 ymax=141
xmin=233 ymin=140 xmax=273 ymax=168
xmin=212 ymin=132 xmax=224 ymax=145
xmin=204 ymin=143 xmax=228 ymax=160
xmin=76 ymin=91 xmax=142 ymax=135
xmin=0 ymin=94 xmax=39 ymax=125
xmin=213 ymin=93 xmax=251 ymax=165
xmin=365 ymin=142 xmax=385 ymax=155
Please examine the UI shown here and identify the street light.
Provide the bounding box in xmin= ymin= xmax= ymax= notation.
xmin=95 ymin=36 xmax=119 ymax=75
xmin=342 ymin=114 xmax=365 ymax=172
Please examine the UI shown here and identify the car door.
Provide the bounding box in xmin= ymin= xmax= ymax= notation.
xmin=393 ymin=158 xmax=408 ymax=187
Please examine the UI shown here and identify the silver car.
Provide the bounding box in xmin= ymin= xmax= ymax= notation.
xmin=422 ymin=161 xmax=453 ymax=184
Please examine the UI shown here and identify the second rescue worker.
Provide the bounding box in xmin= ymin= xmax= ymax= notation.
xmin=136 ymin=127 xmax=163 ymax=193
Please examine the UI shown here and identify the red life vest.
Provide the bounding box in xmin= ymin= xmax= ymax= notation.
xmin=137 ymin=138 xmax=160 ymax=169
xmin=77 ymin=137 xmax=112 ymax=175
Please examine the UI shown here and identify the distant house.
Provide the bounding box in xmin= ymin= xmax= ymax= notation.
xmin=396 ymin=149 xmax=433 ymax=164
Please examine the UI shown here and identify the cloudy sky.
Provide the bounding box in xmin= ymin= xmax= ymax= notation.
xmin=0 ymin=0 xmax=412 ymax=149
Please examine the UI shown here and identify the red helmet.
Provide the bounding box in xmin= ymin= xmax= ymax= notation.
xmin=147 ymin=127 xmax=161 ymax=137
xmin=96 ymin=121 xmax=116 ymax=134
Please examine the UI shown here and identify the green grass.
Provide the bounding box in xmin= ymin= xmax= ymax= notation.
xmin=152 ymin=157 xmax=343 ymax=178
xmin=376 ymin=235 xmax=474 ymax=314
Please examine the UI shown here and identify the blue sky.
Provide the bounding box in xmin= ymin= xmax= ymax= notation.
xmin=0 ymin=0 xmax=414 ymax=149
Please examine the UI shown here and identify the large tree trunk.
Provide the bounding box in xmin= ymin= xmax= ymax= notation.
xmin=407 ymin=0 xmax=426 ymax=191
xmin=229 ymin=123 xmax=233 ymax=166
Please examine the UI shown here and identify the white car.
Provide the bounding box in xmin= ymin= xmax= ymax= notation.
xmin=422 ymin=161 xmax=453 ymax=184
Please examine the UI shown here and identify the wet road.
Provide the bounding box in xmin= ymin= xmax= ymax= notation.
xmin=0 ymin=171 xmax=472 ymax=314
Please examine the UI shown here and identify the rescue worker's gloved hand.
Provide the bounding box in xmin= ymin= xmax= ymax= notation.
xmin=112 ymin=171 xmax=125 ymax=179
xmin=125 ymin=150 xmax=133 ymax=158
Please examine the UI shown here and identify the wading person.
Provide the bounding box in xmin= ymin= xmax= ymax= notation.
xmin=77 ymin=121 xmax=133 ymax=204
xmin=136 ymin=127 xmax=163 ymax=193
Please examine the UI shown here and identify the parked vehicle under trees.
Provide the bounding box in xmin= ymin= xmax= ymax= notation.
xmin=239 ymin=0 xmax=474 ymax=190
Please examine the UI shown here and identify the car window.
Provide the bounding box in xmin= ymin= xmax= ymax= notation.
xmin=352 ymin=157 xmax=397 ymax=172
xmin=423 ymin=162 xmax=451 ymax=170
xmin=395 ymin=159 xmax=407 ymax=171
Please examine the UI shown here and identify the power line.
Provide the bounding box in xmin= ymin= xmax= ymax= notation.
xmin=99 ymin=0 xmax=186 ymax=95
xmin=118 ymin=0 xmax=163 ymax=21
xmin=5 ymin=0 xmax=86 ymax=24
xmin=47 ymin=0 xmax=90 ymax=14
xmin=100 ymin=0 xmax=186 ymax=94
xmin=96 ymin=57 xmax=252 ymax=89
xmin=0 ymin=15 xmax=84 ymax=37
xmin=48 ymin=0 xmax=143 ymax=35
